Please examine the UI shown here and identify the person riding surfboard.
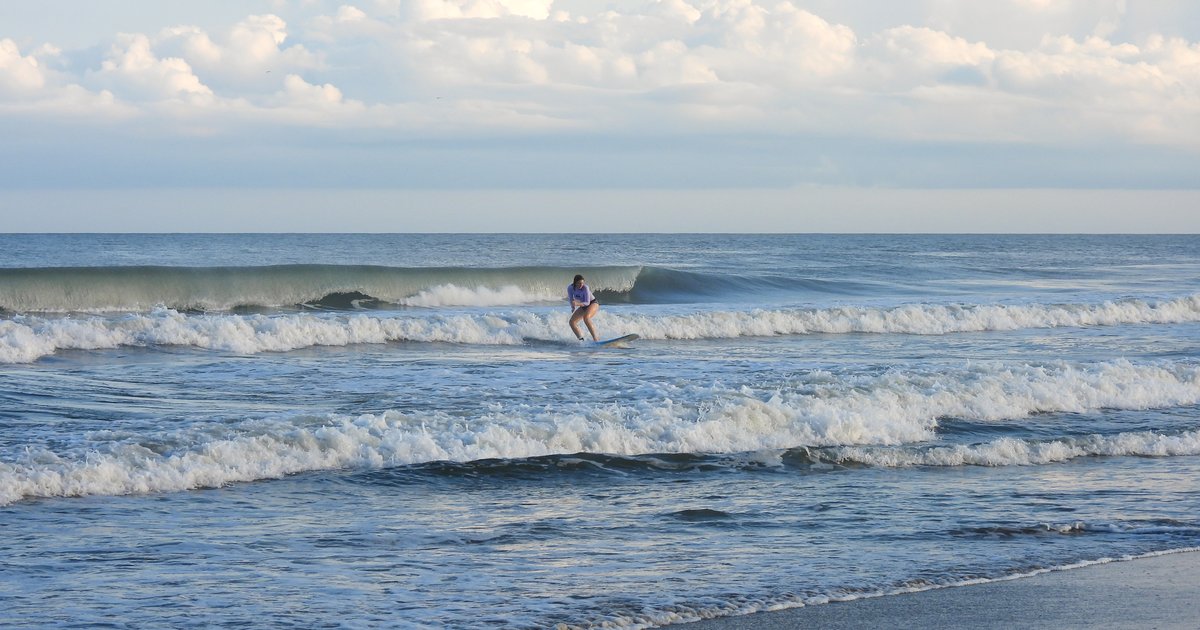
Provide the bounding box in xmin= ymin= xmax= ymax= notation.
xmin=568 ymin=274 xmax=600 ymax=342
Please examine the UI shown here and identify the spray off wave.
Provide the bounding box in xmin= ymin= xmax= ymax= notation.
xmin=3 ymin=294 xmax=1200 ymax=363
xmin=3 ymin=358 xmax=1199 ymax=504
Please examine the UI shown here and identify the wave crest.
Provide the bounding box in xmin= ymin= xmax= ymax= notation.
xmin=0 ymin=265 xmax=641 ymax=312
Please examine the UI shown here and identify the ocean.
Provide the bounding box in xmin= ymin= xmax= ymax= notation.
xmin=1 ymin=233 xmax=1198 ymax=628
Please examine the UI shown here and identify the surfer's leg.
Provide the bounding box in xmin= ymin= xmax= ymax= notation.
xmin=569 ymin=307 xmax=586 ymax=340
xmin=582 ymin=302 xmax=600 ymax=341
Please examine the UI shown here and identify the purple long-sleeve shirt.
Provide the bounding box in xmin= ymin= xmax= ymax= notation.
xmin=568 ymin=283 xmax=594 ymax=307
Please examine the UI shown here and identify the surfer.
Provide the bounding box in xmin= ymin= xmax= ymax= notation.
xmin=568 ymin=274 xmax=600 ymax=342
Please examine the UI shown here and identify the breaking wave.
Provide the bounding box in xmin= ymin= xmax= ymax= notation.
xmin=0 ymin=264 xmax=642 ymax=312
xmin=2 ymin=358 xmax=1199 ymax=504
xmin=3 ymin=294 xmax=1199 ymax=363
xmin=793 ymin=429 xmax=1200 ymax=468
xmin=0 ymin=263 xmax=987 ymax=313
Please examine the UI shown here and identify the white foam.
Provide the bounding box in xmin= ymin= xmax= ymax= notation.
xmin=3 ymin=294 xmax=1200 ymax=363
xmin=822 ymin=429 xmax=1200 ymax=468
xmin=2 ymin=358 xmax=1199 ymax=505
xmin=396 ymin=284 xmax=560 ymax=307
xmin=607 ymin=294 xmax=1200 ymax=339
xmin=0 ymin=308 xmax=541 ymax=362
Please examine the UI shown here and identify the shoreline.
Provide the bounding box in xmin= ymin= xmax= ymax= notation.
xmin=676 ymin=549 xmax=1200 ymax=629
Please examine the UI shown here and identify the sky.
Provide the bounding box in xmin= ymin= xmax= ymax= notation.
xmin=0 ymin=0 xmax=1198 ymax=232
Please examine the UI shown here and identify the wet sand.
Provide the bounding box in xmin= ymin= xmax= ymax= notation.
xmin=678 ymin=551 xmax=1199 ymax=630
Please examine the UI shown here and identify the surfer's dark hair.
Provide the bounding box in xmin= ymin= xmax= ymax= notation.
xmin=573 ymin=274 xmax=584 ymax=283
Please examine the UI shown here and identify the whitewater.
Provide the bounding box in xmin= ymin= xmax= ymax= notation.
xmin=3 ymin=357 xmax=1199 ymax=506
xmin=2 ymin=233 xmax=1198 ymax=629
xmin=3 ymin=294 xmax=1199 ymax=363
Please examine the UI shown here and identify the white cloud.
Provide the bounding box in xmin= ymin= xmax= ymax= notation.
xmin=228 ymin=15 xmax=305 ymax=67
xmin=697 ymin=2 xmax=858 ymax=81
xmin=855 ymin=27 xmax=993 ymax=96
xmin=0 ymin=0 xmax=1198 ymax=153
xmin=387 ymin=1 xmax=857 ymax=92
xmin=335 ymin=4 xmax=369 ymax=22
xmin=310 ymin=5 xmax=395 ymax=43
xmin=637 ymin=40 xmax=718 ymax=85
xmin=380 ymin=0 xmax=555 ymax=21
xmin=872 ymin=26 xmax=994 ymax=67
xmin=989 ymin=35 xmax=1189 ymax=105
xmin=0 ymin=39 xmax=48 ymax=95
xmin=0 ymin=39 xmax=132 ymax=117
xmin=1142 ymin=34 xmax=1200 ymax=84
xmin=157 ymin=26 xmax=222 ymax=67
xmin=89 ymin=33 xmax=214 ymax=102
xmin=0 ymin=16 xmax=340 ymax=125
xmin=153 ymin=14 xmax=321 ymax=93
xmin=923 ymin=0 xmax=1130 ymax=47
xmin=277 ymin=73 xmax=359 ymax=110
xmin=657 ymin=0 xmax=703 ymax=24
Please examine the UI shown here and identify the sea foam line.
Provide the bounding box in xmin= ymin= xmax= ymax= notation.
xmin=2 ymin=359 xmax=1199 ymax=505
xmin=2 ymin=294 xmax=1200 ymax=363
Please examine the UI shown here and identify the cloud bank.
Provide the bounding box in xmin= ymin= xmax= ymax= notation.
xmin=0 ymin=0 xmax=1197 ymax=192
